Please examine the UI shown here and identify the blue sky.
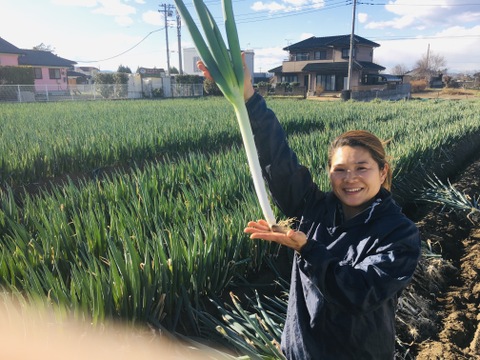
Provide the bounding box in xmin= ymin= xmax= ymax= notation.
xmin=1 ymin=0 xmax=479 ymax=74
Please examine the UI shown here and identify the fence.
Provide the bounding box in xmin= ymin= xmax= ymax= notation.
xmin=350 ymin=83 xmax=411 ymax=101
xmin=0 ymin=83 xmax=204 ymax=103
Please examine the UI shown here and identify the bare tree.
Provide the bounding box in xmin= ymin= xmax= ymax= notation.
xmin=33 ymin=43 xmax=55 ymax=53
xmin=390 ymin=64 xmax=409 ymax=75
xmin=415 ymin=50 xmax=447 ymax=78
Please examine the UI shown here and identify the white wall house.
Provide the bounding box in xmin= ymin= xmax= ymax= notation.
xmin=183 ymin=47 xmax=255 ymax=81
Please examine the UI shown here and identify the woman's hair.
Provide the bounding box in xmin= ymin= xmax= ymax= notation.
xmin=327 ymin=130 xmax=392 ymax=191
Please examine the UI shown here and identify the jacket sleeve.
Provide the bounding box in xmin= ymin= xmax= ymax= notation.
xmin=298 ymin=217 xmax=421 ymax=314
xmin=245 ymin=92 xmax=323 ymax=219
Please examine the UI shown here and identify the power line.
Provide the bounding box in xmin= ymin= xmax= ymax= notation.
xmin=371 ymin=34 xmax=480 ymax=41
xmin=180 ymin=0 xmax=352 ymax=26
xmin=359 ymin=1 xmax=480 ymax=6
xmin=75 ymin=28 xmax=164 ymax=63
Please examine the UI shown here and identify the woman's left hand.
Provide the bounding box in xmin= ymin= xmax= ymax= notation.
xmin=244 ymin=219 xmax=308 ymax=252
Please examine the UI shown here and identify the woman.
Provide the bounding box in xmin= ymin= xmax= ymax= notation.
xmin=198 ymin=60 xmax=421 ymax=360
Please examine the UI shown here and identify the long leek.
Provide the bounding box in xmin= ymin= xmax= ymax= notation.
xmin=174 ymin=0 xmax=277 ymax=226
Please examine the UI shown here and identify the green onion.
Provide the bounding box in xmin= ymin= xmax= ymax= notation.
xmin=174 ymin=0 xmax=277 ymax=226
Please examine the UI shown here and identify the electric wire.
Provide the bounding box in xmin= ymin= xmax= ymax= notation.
xmin=73 ymin=0 xmax=479 ymax=64
xmin=75 ymin=27 xmax=165 ymax=63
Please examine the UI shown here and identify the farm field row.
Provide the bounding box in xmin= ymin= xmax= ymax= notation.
xmin=1 ymin=97 xmax=479 ymax=357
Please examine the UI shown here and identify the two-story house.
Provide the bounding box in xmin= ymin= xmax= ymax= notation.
xmin=269 ymin=34 xmax=386 ymax=93
xmin=0 ymin=37 xmax=76 ymax=93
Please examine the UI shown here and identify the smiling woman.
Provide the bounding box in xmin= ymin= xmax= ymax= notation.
xmin=239 ymin=83 xmax=422 ymax=358
xmin=328 ymin=130 xmax=391 ymax=221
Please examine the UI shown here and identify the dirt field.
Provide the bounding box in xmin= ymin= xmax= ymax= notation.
xmin=403 ymin=157 xmax=480 ymax=359
xmin=308 ymin=88 xmax=480 ymax=102
xmin=410 ymin=88 xmax=480 ymax=101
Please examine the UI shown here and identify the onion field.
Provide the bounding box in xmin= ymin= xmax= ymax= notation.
xmin=1 ymin=97 xmax=479 ymax=356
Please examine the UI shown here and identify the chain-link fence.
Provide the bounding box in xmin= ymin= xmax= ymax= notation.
xmin=0 ymin=83 xmax=204 ymax=103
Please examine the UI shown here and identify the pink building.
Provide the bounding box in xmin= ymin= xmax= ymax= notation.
xmin=0 ymin=37 xmax=76 ymax=92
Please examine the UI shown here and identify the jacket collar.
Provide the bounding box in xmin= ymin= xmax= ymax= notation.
xmin=326 ymin=188 xmax=394 ymax=230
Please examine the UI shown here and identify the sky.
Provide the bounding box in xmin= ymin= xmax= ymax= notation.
xmin=1 ymin=0 xmax=479 ymax=74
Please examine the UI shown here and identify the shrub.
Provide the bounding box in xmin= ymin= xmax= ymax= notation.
xmin=315 ymin=85 xmax=324 ymax=96
xmin=152 ymin=88 xmax=164 ymax=98
xmin=0 ymin=66 xmax=34 ymax=85
xmin=203 ymin=78 xmax=222 ymax=96
xmin=410 ymin=79 xmax=428 ymax=93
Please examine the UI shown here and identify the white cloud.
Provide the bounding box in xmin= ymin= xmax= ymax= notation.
xmin=253 ymin=46 xmax=288 ymax=72
xmin=300 ymin=33 xmax=314 ymax=40
xmin=142 ymin=10 xmax=163 ymax=26
xmin=374 ymin=25 xmax=480 ymax=73
xmin=310 ymin=0 xmax=325 ymax=9
xmin=89 ymin=0 xmax=137 ymax=26
xmin=115 ymin=15 xmax=134 ymax=26
xmin=284 ymin=0 xmax=309 ymax=6
xmin=366 ymin=0 xmax=480 ymax=30
xmin=251 ymin=1 xmax=288 ymax=13
xmin=251 ymin=0 xmax=324 ymax=13
xmin=365 ymin=14 xmax=415 ymax=30
xmin=91 ymin=0 xmax=136 ymax=17
xmin=51 ymin=0 xmax=97 ymax=6
xmin=358 ymin=12 xmax=368 ymax=24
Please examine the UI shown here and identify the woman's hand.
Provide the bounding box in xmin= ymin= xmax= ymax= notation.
xmin=244 ymin=219 xmax=308 ymax=252
xmin=196 ymin=52 xmax=255 ymax=102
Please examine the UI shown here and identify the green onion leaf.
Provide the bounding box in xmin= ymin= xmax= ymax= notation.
xmin=174 ymin=0 xmax=277 ymax=226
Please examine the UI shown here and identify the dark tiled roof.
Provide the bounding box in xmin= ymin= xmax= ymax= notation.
xmin=284 ymin=35 xmax=380 ymax=51
xmin=357 ymin=61 xmax=385 ymax=71
xmin=0 ymin=37 xmax=23 ymax=55
xmin=67 ymin=70 xmax=89 ymax=78
xmin=302 ymin=61 xmax=385 ymax=72
xmin=268 ymin=65 xmax=283 ymax=73
xmin=18 ymin=49 xmax=76 ymax=67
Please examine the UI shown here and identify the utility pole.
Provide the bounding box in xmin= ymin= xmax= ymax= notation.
xmin=176 ymin=9 xmax=183 ymax=74
xmin=159 ymin=4 xmax=174 ymax=75
xmin=426 ymin=43 xmax=430 ymax=70
xmin=347 ymin=0 xmax=357 ymax=91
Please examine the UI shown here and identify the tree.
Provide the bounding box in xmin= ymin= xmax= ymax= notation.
xmin=33 ymin=43 xmax=55 ymax=52
xmin=415 ymin=50 xmax=447 ymax=78
xmin=169 ymin=66 xmax=179 ymax=74
xmin=117 ymin=65 xmax=132 ymax=73
xmin=203 ymin=78 xmax=221 ymax=96
xmin=390 ymin=64 xmax=409 ymax=76
xmin=472 ymin=72 xmax=480 ymax=88
xmin=175 ymin=75 xmax=203 ymax=84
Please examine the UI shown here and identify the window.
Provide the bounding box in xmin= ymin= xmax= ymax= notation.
xmin=281 ymin=75 xmax=298 ymax=83
xmin=193 ymin=56 xmax=201 ymax=72
xmin=49 ymin=68 xmax=61 ymax=79
xmin=34 ymin=68 xmax=43 ymax=79
xmin=295 ymin=52 xmax=309 ymax=61
xmin=342 ymin=48 xmax=355 ymax=59
xmin=316 ymin=74 xmax=335 ymax=91
xmin=314 ymin=50 xmax=327 ymax=60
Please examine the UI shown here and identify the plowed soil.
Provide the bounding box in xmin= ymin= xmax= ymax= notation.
xmin=398 ymin=157 xmax=480 ymax=359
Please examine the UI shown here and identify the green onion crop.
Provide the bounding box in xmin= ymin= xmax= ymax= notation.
xmin=174 ymin=0 xmax=277 ymax=226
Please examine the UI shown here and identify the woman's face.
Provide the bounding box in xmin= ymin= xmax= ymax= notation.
xmin=329 ymin=145 xmax=388 ymax=220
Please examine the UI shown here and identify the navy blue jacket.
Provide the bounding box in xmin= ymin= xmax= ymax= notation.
xmin=246 ymin=93 xmax=421 ymax=360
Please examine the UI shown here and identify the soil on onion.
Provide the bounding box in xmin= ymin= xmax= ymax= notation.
xmin=397 ymin=157 xmax=480 ymax=359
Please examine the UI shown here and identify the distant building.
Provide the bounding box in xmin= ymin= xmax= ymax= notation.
xmin=0 ymin=36 xmax=76 ymax=92
xmin=182 ymin=47 xmax=255 ymax=82
xmin=269 ymin=34 xmax=386 ymax=93
xmin=183 ymin=47 xmax=202 ymax=75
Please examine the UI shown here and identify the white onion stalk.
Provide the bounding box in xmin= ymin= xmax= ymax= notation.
xmin=174 ymin=0 xmax=277 ymax=226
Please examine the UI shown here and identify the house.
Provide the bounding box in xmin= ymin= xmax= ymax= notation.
xmin=0 ymin=37 xmax=24 ymax=66
xmin=0 ymin=37 xmax=76 ymax=93
xmin=71 ymin=66 xmax=100 ymax=84
xmin=269 ymin=34 xmax=386 ymax=93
